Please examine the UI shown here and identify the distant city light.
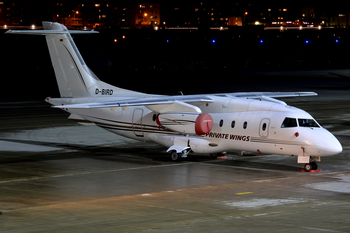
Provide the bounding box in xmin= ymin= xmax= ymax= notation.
xmin=336 ymin=39 xmax=339 ymax=43
xmin=305 ymin=40 xmax=309 ymax=44
xmin=166 ymin=40 xmax=169 ymax=43
xmin=31 ymin=25 xmax=35 ymax=29
xmin=260 ymin=40 xmax=263 ymax=43
xmin=114 ymin=39 xmax=117 ymax=42
xmin=212 ymin=39 xmax=216 ymax=43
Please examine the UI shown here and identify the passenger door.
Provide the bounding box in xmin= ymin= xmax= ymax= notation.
xmin=259 ymin=118 xmax=270 ymax=137
xmin=132 ymin=109 xmax=144 ymax=137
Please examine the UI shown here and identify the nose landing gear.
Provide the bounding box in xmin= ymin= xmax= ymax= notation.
xmin=304 ymin=162 xmax=318 ymax=171
xmin=298 ymin=149 xmax=321 ymax=172
xmin=302 ymin=156 xmax=321 ymax=172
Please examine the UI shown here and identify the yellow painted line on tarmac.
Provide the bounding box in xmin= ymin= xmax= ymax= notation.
xmin=236 ymin=192 xmax=253 ymax=195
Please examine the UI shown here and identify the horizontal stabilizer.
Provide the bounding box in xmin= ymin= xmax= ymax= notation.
xmin=5 ymin=29 xmax=99 ymax=35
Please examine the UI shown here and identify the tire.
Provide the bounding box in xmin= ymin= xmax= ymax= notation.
xmin=311 ymin=162 xmax=318 ymax=170
xmin=170 ymin=151 xmax=182 ymax=162
xmin=304 ymin=163 xmax=312 ymax=171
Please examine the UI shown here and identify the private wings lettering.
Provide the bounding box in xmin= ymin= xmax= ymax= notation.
xmin=205 ymin=132 xmax=250 ymax=142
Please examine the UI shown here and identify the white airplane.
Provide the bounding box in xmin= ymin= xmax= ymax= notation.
xmin=6 ymin=22 xmax=342 ymax=171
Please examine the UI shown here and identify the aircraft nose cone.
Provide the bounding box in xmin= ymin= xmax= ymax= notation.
xmin=310 ymin=129 xmax=343 ymax=156
xmin=326 ymin=137 xmax=343 ymax=155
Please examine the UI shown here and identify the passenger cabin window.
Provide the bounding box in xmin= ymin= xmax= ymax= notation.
xmin=219 ymin=119 xmax=224 ymax=127
xmin=281 ymin=117 xmax=297 ymax=128
xmin=231 ymin=121 xmax=235 ymax=128
xmin=262 ymin=123 xmax=267 ymax=131
xmin=298 ymin=119 xmax=319 ymax=128
xmin=243 ymin=121 xmax=247 ymax=129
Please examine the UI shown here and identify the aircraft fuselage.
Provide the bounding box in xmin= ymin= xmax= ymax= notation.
xmin=48 ymin=95 xmax=342 ymax=160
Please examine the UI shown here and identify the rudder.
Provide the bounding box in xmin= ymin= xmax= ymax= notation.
xmin=43 ymin=22 xmax=97 ymax=97
xmin=6 ymin=21 xmax=147 ymax=98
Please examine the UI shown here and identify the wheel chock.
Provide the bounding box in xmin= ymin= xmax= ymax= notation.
xmin=301 ymin=169 xmax=322 ymax=173
xmin=209 ymin=155 xmax=227 ymax=159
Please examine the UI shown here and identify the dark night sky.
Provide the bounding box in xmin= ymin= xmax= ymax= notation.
xmin=1 ymin=1 xmax=350 ymax=101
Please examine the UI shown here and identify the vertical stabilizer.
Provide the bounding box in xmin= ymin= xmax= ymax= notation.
xmin=6 ymin=21 xmax=148 ymax=98
xmin=43 ymin=22 xmax=96 ymax=97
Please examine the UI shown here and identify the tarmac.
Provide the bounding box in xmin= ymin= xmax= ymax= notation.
xmin=1 ymin=84 xmax=350 ymax=232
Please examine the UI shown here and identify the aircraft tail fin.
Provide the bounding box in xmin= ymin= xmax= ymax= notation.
xmin=6 ymin=21 xmax=145 ymax=98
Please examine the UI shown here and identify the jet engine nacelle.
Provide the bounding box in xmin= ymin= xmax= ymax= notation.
xmin=157 ymin=112 xmax=213 ymax=135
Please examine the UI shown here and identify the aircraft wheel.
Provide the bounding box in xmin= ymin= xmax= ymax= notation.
xmin=170 ymin=151 xmax=182 ymax=162
xmin=304 ymin=163 xmax=312 ymax=171
xmin=310 ymin=162 xmax=318 ymax=170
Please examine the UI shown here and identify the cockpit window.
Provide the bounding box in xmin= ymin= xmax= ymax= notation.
xmin=298 ymin=119 xmax=320 ymax=128
xmin=281 ymin=117 xmax=297 ymax=128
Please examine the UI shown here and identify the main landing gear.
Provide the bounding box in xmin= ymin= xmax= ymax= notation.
xmin=170 ymin=151 xmax=182 ymax=161
xmin=170 ymin=151 xmax=227 ymax=161
xmin=170 ymin=149 xmax=190 ymax=162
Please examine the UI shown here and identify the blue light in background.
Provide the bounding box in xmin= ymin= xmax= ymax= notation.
xmin=305 ymin=40 xmax=309 ymax=44
xmin=212 ymin=39 xmax=216 ymax=43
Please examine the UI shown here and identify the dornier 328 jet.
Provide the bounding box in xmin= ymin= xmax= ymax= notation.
xmin=6 ymin=22 xmax=342 ymax=171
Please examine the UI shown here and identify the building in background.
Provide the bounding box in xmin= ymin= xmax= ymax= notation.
xmin=51 ymin=1 xmax=119 ymax=29
xmin=125 ymin=3 xmax=160 ymax=28
xmin=0 ymin=1 xmax=349 ymax=29
xmin=0 ymin=0 xmax=50 ymax=27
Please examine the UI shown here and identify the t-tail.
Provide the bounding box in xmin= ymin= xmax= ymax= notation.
xmin=6 ymin=21 xmax=146 ymax=98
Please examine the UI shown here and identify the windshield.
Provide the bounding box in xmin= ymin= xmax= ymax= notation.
xmin=298 ymin=118 xmax=320 ymax=128
xmin=281 ymin=117 xmax=298 ymax=128
xmin=281 ymin=117 xmax=320 ymax=128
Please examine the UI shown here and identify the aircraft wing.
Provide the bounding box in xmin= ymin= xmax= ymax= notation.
xmin=51 ymin=92 xmax=317 ymax=111
xmin=51 ymin=95 xmax=215 ymax=113
xmin=222 ymin=92 xmax=317 ymax=98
